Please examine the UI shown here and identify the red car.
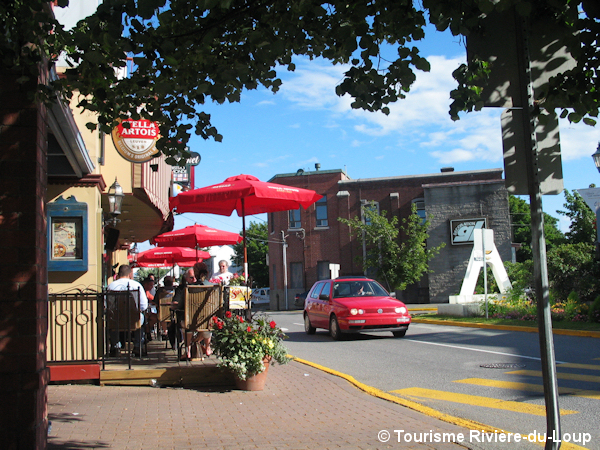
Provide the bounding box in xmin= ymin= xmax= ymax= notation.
xmin=303 ymin=276 xmax=411 ymax=340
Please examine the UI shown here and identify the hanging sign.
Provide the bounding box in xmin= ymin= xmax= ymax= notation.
xmin=112 ymin=119 xmax=160 ymax=163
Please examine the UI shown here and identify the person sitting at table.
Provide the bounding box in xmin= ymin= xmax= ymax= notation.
xmin=168 ymin=268 xmax=195 ymax=357
xmin=155 ymin=276 xmax=175 ymax=339
xmin=142 ymin=277 xmax=157 ymax=342
xmin=191 ymin=262 xmax=214 ymax=358
xmin=107 ymin=265 xmax=149 ymax=357
xmin=212 ymin=259 xmax=233 ymax=285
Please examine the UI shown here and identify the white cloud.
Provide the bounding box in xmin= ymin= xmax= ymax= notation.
xmin=558 ymin=119 xmax=600 ymax=161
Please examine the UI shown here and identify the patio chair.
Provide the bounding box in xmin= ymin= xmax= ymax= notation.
xmin=179 ymin=285 xmax=223 ymax=361
xmin=103 ymin=288 xmax=145 ymax=369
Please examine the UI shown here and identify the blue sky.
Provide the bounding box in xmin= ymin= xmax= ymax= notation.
xmin=145 ymin=25 xmax=600 ymax=250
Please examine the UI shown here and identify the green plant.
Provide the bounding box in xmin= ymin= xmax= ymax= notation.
xmin=590 ymin=296 xmax=600 ymax=323
xmin=211 ymin=312 xmax=290 ymax=380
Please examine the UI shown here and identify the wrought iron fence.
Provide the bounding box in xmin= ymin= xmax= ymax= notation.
xmin=47 ymin=292 xmax=103 ymax=362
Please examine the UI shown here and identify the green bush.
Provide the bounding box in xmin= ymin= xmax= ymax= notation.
xmin=589 ymin=296 xmax=600 ymax=323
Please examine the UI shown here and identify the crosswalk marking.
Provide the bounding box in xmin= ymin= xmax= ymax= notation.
xmin=390 ymin=387 xmax=578 ymax=416
xmin=507 ymin=369 xmax=600 ymax=383
xmin=454 ymin=378 xmax=600 ymax=400
xmin=558 ymin=362 xmax=600 ymax=371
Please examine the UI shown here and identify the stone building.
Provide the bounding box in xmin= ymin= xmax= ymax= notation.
xmin=267 ymin=167 xmax=511 ymax=307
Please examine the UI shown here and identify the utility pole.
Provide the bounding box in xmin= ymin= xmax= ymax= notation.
xmin=281 ymin=230 xmax=288 ymax=310
xmin=514 ymin=12 xmax=561 ymax=449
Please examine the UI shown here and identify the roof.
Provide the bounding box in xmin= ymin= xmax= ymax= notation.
xmin=338 ymin=168 xmax=503 ymax=186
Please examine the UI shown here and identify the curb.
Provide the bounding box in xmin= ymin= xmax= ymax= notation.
xmin=412 ymin=318 xmax=600 ymax=339
xmin=291 ymin=357 xmax=588 ymax=450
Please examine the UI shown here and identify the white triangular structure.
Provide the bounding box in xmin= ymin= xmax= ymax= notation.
xmin=459 ymin=228 xmax=511 ymax=296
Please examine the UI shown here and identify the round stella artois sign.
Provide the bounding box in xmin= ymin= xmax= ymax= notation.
xmin=111 ymin=119 xmax=160 ymax=163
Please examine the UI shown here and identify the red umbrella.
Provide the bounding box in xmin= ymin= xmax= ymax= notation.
xmin=136 ymin=246 xmax=210 ymax=268
xmin=153 ymin=224 xmax=242 ymax=248
xmin=169 ymin=174 xmax=322 ymax=278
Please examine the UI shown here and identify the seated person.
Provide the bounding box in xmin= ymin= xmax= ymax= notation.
xmin=155 ymin=276 xmax=175 ymax=338
xmin=190 ymin=262 xmax=214 ymax=358
xmin=143 ymin=277 xmax=157 ymax=341
xmin=211 ymin=259 xmax=233 ymax=285
xmin=107 ymin=264 xmax=149 ymax=357
xmin=168 ymin=268 xmax=195 ymax=356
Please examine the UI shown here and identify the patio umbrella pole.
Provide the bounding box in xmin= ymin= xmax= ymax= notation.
xmin=242 ymin=198 xmax=248 ymax=281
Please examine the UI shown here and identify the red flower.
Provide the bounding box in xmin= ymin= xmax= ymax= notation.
xmin=238 ymin=316 xmax=244 ymax=323
xmin=217 ymin=322 xmax=223 ymax=329
xmin=211 ymin=315 xmax=219 ymax=322
xmin=269 ymin=321 xmax=276 ymax=329
xmin=225 ymin=310 xmax=232 ymax=318
xmin=247 ymin=326 xmax=252 ymax=332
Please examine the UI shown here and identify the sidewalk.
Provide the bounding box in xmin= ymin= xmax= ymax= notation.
xmin=48 ymin=360 xmax=482 ymax=450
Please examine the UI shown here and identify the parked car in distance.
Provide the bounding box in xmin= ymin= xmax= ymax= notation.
xmin=303 ymin=276 xmax=411 ymax=340
xmin=251 ymin=288 xmax=270 ymax=304
xmin=294 ymin=290 xmax=309 ymax=308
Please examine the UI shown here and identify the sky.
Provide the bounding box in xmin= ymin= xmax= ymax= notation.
xmin=141 ymin=25 xmax=600 ymax=251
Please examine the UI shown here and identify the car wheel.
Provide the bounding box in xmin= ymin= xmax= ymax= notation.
xmin=304 ymin=313 xmax=316 ymax=334
xmin=392 ymin=330 xmax=406 ymax=338
xmin=329 ymin=315 xmax=344 ymax=340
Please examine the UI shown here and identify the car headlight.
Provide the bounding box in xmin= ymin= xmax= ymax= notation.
xmin=350 ymin=308 xmax=364 ymax=315
xmin=395 ymin=307 xmax=407 ymax=314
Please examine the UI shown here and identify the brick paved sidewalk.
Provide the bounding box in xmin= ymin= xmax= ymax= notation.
xmin=48 ymin=360 xmax=487 ymax=450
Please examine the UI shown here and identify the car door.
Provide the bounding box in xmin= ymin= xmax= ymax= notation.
xmin=306 ymin=282 xmax=326 ymax=327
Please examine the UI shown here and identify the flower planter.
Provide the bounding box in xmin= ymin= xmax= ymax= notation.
xmin=234 ymin=357 xmax=270 ymax=391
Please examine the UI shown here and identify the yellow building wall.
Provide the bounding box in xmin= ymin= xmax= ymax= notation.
xmin=47 ymin=185 xmax=104 ymax=293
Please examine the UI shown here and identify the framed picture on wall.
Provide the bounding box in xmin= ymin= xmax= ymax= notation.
xmin=50 ymin=218 xmax=82 ymax=260
xmin=47 ymin=196 xmax=88 ymax=271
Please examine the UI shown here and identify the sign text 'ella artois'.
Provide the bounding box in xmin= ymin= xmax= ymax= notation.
xmin=111 ymin=119 xmax=159 ymax=163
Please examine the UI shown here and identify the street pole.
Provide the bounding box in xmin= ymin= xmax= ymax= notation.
xmin=515 ymin=10 xmax=561 ymax=449
xmin=281 ymin=230 xmax=288 ymax=310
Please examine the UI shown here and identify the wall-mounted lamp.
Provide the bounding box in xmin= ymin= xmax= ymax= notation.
xmin=129 ymin=243 xmax=138 ymax=266
xmin=105 ymin=178 xmax=124 ymax=227
xmin=592 ymin=144 xmax=600 ymax=173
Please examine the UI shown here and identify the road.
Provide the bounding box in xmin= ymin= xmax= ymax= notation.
xmin=261 ymin=310 xmax=600 ymax=449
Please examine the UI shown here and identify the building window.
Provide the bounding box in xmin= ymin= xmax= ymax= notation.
xmin=413 ymin=198 xmax=426 ymax=224
xmin=315 ymin=195 xmax=328 ymax=227
xmin=317 ymin=261 xmax=330 ymax=280
xmin=290 ymin=262 xmax=304 ymax=289
xmin=289 ymin=208 xmax=301 ymax=229
xmin=361 ymin=200 xmax=379 ymax=225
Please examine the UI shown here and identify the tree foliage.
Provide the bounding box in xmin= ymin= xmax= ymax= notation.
xmin=509 ymin=195 xmax=565 ymax=262
xmin=557 ymin=189 xmax=596 ymax=245
xmin=339 ymin=203 xmax=444 ymax=291
xmin=1 ymin=0 xmax=598 ymax=162
xmin=547 ymin=242 xmax=600 ymax=303
xmin=232 ymin=221 xmax=269 ymax=288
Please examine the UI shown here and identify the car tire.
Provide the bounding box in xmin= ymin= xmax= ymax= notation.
xmin=329 ymin=315 xmax=344 ymax=340
xmin=392 ymin=330 xmax=407 ymax=338
xmin=304 ymin=313 xmax=316 ymax=334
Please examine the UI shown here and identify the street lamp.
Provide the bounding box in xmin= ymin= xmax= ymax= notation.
xmin=592 ymin=143 xmax=600 ymax=173
xmin=129 ymin=243 xmax=138 ymax=267
xmin=105 ymin=178 xmax=124 ymax=226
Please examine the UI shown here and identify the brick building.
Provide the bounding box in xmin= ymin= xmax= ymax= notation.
xmin=267 ymin=167 xmax=511 ymax=307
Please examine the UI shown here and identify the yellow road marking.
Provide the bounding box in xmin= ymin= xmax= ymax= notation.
xmin=391 ymin=387 xmax=578 ymax=416
xmin=557 ymin=362 xmax=600 ymax=371
xmin=508 ymin=369 xmax=600 ymax=383
xmin=454 ymin=378 xmax=600 ymax=400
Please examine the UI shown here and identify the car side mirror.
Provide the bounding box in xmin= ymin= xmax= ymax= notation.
xmin=389 ymin=292 xmax=396 ymax=298
xmin=319 ymin=294 xmax=330 ymax=301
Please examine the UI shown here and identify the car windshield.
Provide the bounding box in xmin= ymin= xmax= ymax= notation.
xmin=332 ymin=280 xmax=389 ymax=298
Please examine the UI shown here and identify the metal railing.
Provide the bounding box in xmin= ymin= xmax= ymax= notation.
xmin=47 ymin=292 xmax=103 ymax=362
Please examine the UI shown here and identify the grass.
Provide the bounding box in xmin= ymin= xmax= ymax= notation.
xmin=414 ymin=313 xmax=600 ymax=332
